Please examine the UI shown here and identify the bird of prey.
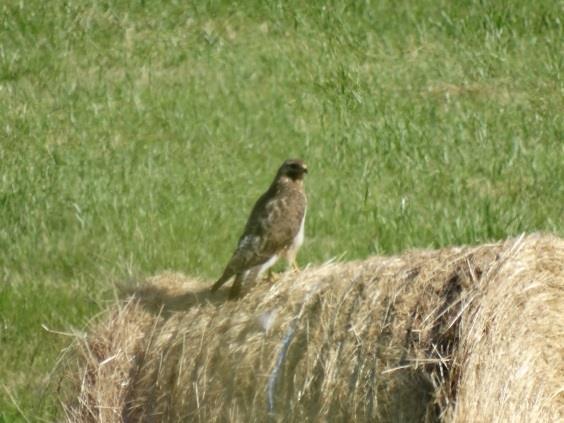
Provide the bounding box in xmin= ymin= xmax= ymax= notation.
xmin=211 ymin=159 xmax=308 ymax=299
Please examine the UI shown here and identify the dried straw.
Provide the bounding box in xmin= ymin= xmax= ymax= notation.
xmin=60 ymin=234 xmax=564 ymax=422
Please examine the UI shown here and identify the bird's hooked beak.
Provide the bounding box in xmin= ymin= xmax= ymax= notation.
xmin=303 ymin=165 xmax=308 ymax=174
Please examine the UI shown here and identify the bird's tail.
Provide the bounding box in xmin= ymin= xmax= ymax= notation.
xmin=210 ymin=271 xmax=232 ymax=292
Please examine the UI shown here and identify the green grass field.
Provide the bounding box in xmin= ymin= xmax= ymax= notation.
xmin=1 ymin=0 xmax=562 ymax=420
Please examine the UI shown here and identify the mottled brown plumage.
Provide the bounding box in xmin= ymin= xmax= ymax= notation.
xmin=211 ymin=159 xmax=308 ymax=299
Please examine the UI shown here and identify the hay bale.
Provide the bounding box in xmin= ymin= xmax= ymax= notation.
xmin=60 ymin=234 xmax=564 ymax=422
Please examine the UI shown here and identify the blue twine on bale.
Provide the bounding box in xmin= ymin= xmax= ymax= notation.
xmin=267 ymin=322 xmax=296 ymax=416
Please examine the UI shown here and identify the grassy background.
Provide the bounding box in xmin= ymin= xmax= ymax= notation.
xmin=1 ymin=0 xmax=562 ymax=420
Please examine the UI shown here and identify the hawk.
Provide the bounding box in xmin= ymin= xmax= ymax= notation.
xmin=211 ymin=159 xmax=308 ymax=299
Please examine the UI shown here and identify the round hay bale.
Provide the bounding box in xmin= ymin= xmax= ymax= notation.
xmin=60 ymin=234 xmax=564 ymax=422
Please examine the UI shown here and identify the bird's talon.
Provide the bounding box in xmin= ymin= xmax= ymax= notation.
xmin=291 ymin=262 xmax=300 ymax=273
xmin=266 ymin=269 xmax=280 ymax=282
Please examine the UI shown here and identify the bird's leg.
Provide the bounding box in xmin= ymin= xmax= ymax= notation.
xmin=286 ymin=249 xmax=300 ymax=273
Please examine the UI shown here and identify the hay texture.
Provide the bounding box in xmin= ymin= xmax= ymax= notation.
xmin=61 ymin=234 xmax=564 ymax=422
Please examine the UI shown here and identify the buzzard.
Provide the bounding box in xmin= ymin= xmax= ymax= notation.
xmin=211 ymin=159 xmax=308 ymax=299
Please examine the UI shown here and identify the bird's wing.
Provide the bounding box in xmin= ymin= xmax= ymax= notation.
xmin=250 ymin=186 xmax=306 ymax=255
xmin=223 ymin=185 xmax=306 ymax=275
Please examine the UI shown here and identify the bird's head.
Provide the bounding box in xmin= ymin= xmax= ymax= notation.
xmin=278 ymin=159 xmax=308 ymax=181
